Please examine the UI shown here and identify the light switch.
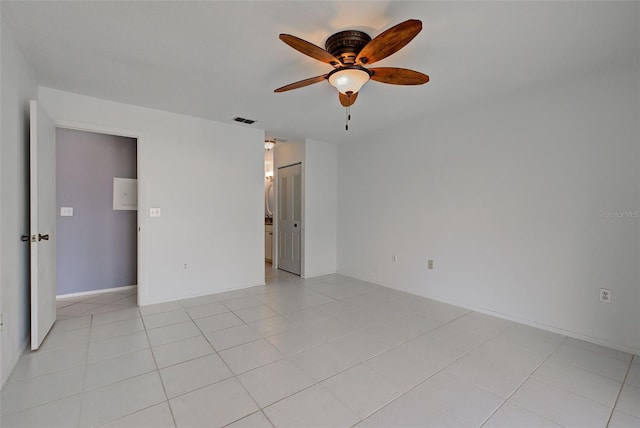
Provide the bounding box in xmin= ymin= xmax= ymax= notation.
xmin=150 ymin=208 xmax=161 ymax=218
xmin=60 ymin=207 xmax=73 ymax=217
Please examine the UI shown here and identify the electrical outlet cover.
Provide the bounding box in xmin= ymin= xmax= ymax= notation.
xmin=599 ymin=288 xmax=611 ymax=303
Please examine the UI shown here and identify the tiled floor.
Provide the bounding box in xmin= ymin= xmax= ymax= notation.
xmin=2 ymin=266 xmax=638 ymax=427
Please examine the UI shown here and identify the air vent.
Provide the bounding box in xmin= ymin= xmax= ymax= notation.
xmin=233 ymin=117 xmax=256 ymax=125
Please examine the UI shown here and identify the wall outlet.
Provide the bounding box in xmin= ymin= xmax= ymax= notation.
xmin=60 ymin=207 xmax=73 ymax=216
xmin=182 ymin=263 xmax=188 ymax=272
xmin=150 ymin=208 xmax=161 ymax=218
xmin=428 ymin=259 xmax=434 ymax=270
xmin=392 ymin=255 xmax=398 ymax=263
xmin=599 ymin=288 xmax=611 ymax=303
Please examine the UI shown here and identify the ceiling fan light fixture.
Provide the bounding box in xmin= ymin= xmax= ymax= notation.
xmin=328 ymin=68 xmax=370 ymax=95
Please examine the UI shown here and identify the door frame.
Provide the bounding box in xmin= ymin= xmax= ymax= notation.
xmin=274 ymin=161 xmax=304 ymax=276
xmin=54 ymin=120 xmax=146 ymax=305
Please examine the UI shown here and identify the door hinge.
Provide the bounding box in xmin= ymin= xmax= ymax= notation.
xmin=0 ymin=314 xmax=3 ymax=331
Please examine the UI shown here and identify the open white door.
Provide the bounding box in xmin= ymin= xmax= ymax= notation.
xmin=30 ymin=100 xmax=57 ymax=350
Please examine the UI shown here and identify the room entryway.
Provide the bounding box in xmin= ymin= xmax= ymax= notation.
xmin=277 ymin=163 xmax=302 ymax=275
xmin=55 ymin=128 xmax=138 ymax=307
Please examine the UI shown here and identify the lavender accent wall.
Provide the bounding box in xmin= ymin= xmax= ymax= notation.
xmin=56 ymin=128 xmax=137 ymax=295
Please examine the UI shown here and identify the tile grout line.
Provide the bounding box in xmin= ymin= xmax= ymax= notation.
xmin=183 ymin=299 xmax=271 ymax=427
xmin=339 ymin=312 xmax=493 ymax=427
xmin=605 ymin=354 xmax=635 ymax=428
xmin=477 ymin=336 xmax=568 ymax=428
xmin=75 ymin=313 xmax=95 ymax=428
xmin=139 ymin=305 xmax=179 ymax=428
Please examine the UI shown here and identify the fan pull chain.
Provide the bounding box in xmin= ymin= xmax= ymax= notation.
xmin=345 ymin=93 xmax=352 ymax=131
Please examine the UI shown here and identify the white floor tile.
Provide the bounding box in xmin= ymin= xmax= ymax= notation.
xmin=87 ymin=330 xmax=150 ymax=363
xmin=206 ymin=325 xmax=262 ymax=351
xmin=608 ymin=410 xmax=640 ymax=428
xmin=146 ymin=321 xmax=201 ymax=347
xmin=322 ymin=363 xmax=407 ymax=419
xmin=169 ymin=378 xmax=258 ymax=427
xmin=263 ymin=383 xmax=360 ymax=428
xmin=448 ymin=312 xmax=512 ymax=339
xmin=142 ymin=309 xmax=190 ymax=330
xmin=52 ymin=315 xmax=92 ymax=332
xmin=159 ymin=353 xmax=233 ymax=398
xmin=139 ymin=301 xmax=182 ymax=316
xmin=99 ymin=402 xmax=175 ymax=428
xmin=625 ymin=362 xmax=640 ymax=388
xmin=225 ymin=411 xmax=273 ymax=428
xmin=185 ymin=301 xmax=229 ymax=319
xmin=84 ymin=349 xmax=157 ymax=391
xmin=92 ymin=308 xmax=141 ymax=326
xmin=615 ymin=383 xmax=640 ymax=418
xmin=237 ymin=359 xmax=317 ymax=408
xmin=90 ymin=316 xmax=145 ymax=342
xmin=549 ymin=341 xmax=630 ymax=382
xmin=221 ymin=296 xmax=262 ymax=311
xmin=424 ymin=323 xmax=488 ymax=353
xmin=1 ymin=366 xmax=85 ymax=416
xmin=233 ymin=304 xmax=279 ymax=323
xmin=194 ymin=311 xmax=244 ymax=333
xmin=8 ymin=345 xmax=87 ymax=383
xmin=179 ymin=293 xmax=220 ymax=308
xmin=510 ymin=378 xmax=611 ymax=427
xmin=248 ymin=316 xmax=297 ymax=337
xmin=494 ymin=324 xmax=565 ymax=356
xmin=532 ymin=358 xmax=622 ymax=406
xmin=38 ymin=327 xmax=90 ymax=352
xmin=79 ymin=372 xmax=166 ymax=427
xmin=444 ymin=350 xmax=533 ymax=398
xmin=359 ymin=372 xmax=503 ymax=428
xmin=362 ymin=344 xmax=451 ymax=390
xmin=219 ymin=339 xmax=284 ymax=374
xmin=483 ymin=402 xmax=563 ymax=427
xmin=0 ymin=394 xmax=82 ymax=428
xmin=152 ymin=335 xmax=214 ymax=369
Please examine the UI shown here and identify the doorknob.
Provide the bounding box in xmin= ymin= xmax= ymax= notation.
xmin=294 ymin=223 xmax=298 ymax=228
xmin=38 ymin=234 xmax=49 ymax=241
xmin=21 ymin=235 xmax=30 ymax=242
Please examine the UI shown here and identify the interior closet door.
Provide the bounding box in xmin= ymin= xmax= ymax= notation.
xmin=277 ymin=163 xmax=302 ymax=275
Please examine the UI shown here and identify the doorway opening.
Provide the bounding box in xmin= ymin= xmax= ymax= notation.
xmin=55 ymin=128 xmax=138 ymax=308
xmin=277 ymin=163 xmax=302 ymax=276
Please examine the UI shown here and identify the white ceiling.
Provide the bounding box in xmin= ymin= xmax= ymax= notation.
xmin=3 ymin=1 xmax=638 ymax=144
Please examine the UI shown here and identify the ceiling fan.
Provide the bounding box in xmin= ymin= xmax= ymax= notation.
xmin=274 ymin=19 xmax=429 ymax=123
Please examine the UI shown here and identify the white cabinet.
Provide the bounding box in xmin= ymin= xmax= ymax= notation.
xmin=265 ymin=224 xmax=273 ymax=262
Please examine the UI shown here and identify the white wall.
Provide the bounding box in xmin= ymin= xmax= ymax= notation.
xmin=0 ymin=20 xmax=38 ymax=387
xmin=338 ymin=63 xmax=640 ymax=354
xmin=304 ymin=139 xmax=337 ymax=277
xmin=39 ymin=88 xmax=265 ymax=305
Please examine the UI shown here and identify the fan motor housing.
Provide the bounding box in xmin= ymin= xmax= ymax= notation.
xmin=325 ymin=30 xmax=371 ymax=65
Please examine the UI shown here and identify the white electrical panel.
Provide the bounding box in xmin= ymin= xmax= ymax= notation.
xmin=113 ymin=177 xmax=138 ymax=211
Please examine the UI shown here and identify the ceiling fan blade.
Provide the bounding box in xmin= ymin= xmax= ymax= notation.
xmin=339 ymin=91 xmax=358 ymax=107
xmin=279 ymin=34 xmax=341 ymax=66
xmin=274 ymin=75 xmax=328 ymax=93
xmin=369 ymin=67 xmax=429 ymax=85
xmin=356 ymin=19 xmax=422 ymax=66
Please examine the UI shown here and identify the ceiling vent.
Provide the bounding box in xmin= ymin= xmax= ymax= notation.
xmin=233 ymin=117 xmax=256 ymax=125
